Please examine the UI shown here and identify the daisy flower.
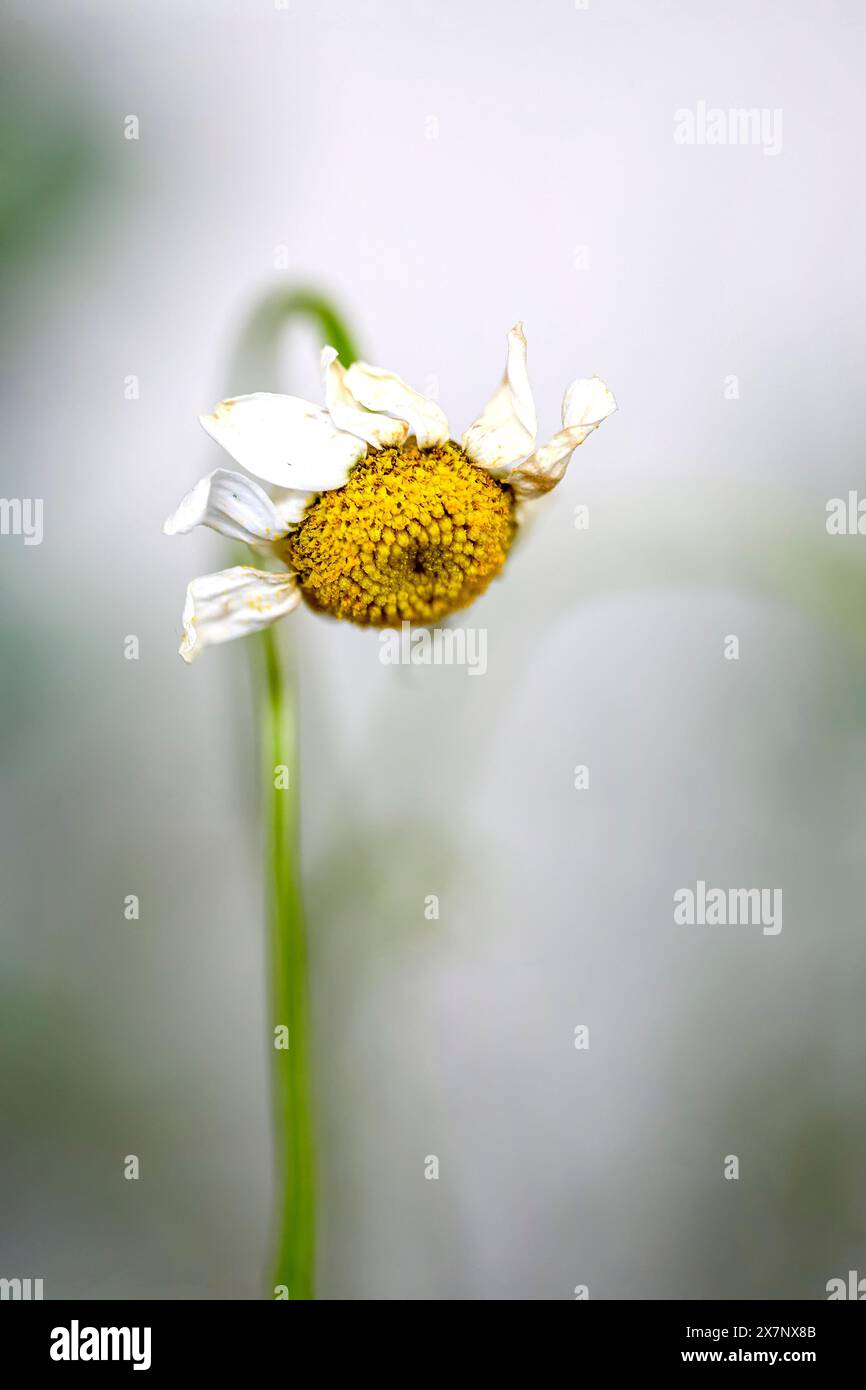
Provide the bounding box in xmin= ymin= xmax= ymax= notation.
xmin=165 ymin=324 xmax=616 ymax=660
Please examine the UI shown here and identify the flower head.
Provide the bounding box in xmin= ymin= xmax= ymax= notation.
xmin=165 ymin=325 xmax=616 ymax=660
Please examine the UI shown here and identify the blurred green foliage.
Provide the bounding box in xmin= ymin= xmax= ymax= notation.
xmin=0 ymin=44 xmax=101 ymax=291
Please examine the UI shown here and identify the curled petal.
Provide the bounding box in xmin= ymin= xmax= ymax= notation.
xmin=562 ymin=376 xmax=618 ymax=432
xmin=179 ymin=566 xmax=300 ymax=663
xmin=343 ymin=361 xmax=450 ymax=448
xmin=199 ymin=393 xmax=366 ymax=491
xmin=163 ymin=469 xmax=288 ymax=545
xmin=508 ymin=376 xmax=617 ymax=499
xmin=270 ymin=486 xmax=315 ymax=530
xmin=462 ymin=323 xmax=537 ymax=477
xmin=321 ymin=347 xmax=408 ymax=448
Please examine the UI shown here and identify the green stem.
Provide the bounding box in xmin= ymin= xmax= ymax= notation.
xmin=229 ymin=288 xmax=361 ymax=395
xmin=261 ymin=625 xmax=315 ymax=1299
xmin=239 ymin=287 xmax=361 ymax=1300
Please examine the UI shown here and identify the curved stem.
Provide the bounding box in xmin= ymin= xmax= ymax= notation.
xmin=229 ymin=288 xmax=361 ymax=394
xmin=239 ymin=287 xmax=361 ymax=1300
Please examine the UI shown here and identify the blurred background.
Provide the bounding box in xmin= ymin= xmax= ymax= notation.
xmin=2 ymin=0 xmax=865 ymax=1299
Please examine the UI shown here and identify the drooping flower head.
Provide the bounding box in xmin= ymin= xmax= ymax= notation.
xmin=166 ymin=325 xmax=616 ymax=660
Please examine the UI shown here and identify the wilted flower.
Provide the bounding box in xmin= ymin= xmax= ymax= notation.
xmin=165 ymin=324 xmax=616 ymax=660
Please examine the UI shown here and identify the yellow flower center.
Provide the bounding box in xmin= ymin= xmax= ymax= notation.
xmin=284 ymin=440 xmax=515 ymax=626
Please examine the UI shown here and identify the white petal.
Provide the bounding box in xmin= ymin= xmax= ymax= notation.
xmin=199 ymin=393 xmax=366 ymax=491
xmin=270 ymin=486 xmax=314 ymax=530
xmin=562 ymin=376 xmax=618 ymax=431
xmin=179 ymin=566 xmax=300 ymax=663
xmin=508 ymin=376 xmax=617 ymax=499
xmin=163 ymin=469 xmax=288 ymax=545
xmin=343 ymin=361 xmax=450 ymax=448
xmin=461 ymin=323 xmax=537 ymax=477
xmin=321 ymin=347 xmax=409 ymax=449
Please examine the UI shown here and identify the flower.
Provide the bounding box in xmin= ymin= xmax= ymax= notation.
xmin=165 ymin=324 xmax=616 ymax=661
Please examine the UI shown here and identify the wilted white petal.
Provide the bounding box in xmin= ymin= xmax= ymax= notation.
xmin=179 ymin=566 xmax=300 ymax=663
xmin=270 ymin=486 xmax=315 ymax=530
xmin=199 ymin=393 xmax=366 ymax=491
xmin=343 ymin=361 xmax=449 ymax=448
xmin=508 ymin=376 xmax=617 ymax=499
xmin=163 ymin=469 xmax=288 ymax=545
xmin=562 ymin=376 xmax=618 ymax=432
xmin=321 ymin=347 xmax=409 ymax=448
xmin=462 ymin=323 xmax=537 ymax=477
